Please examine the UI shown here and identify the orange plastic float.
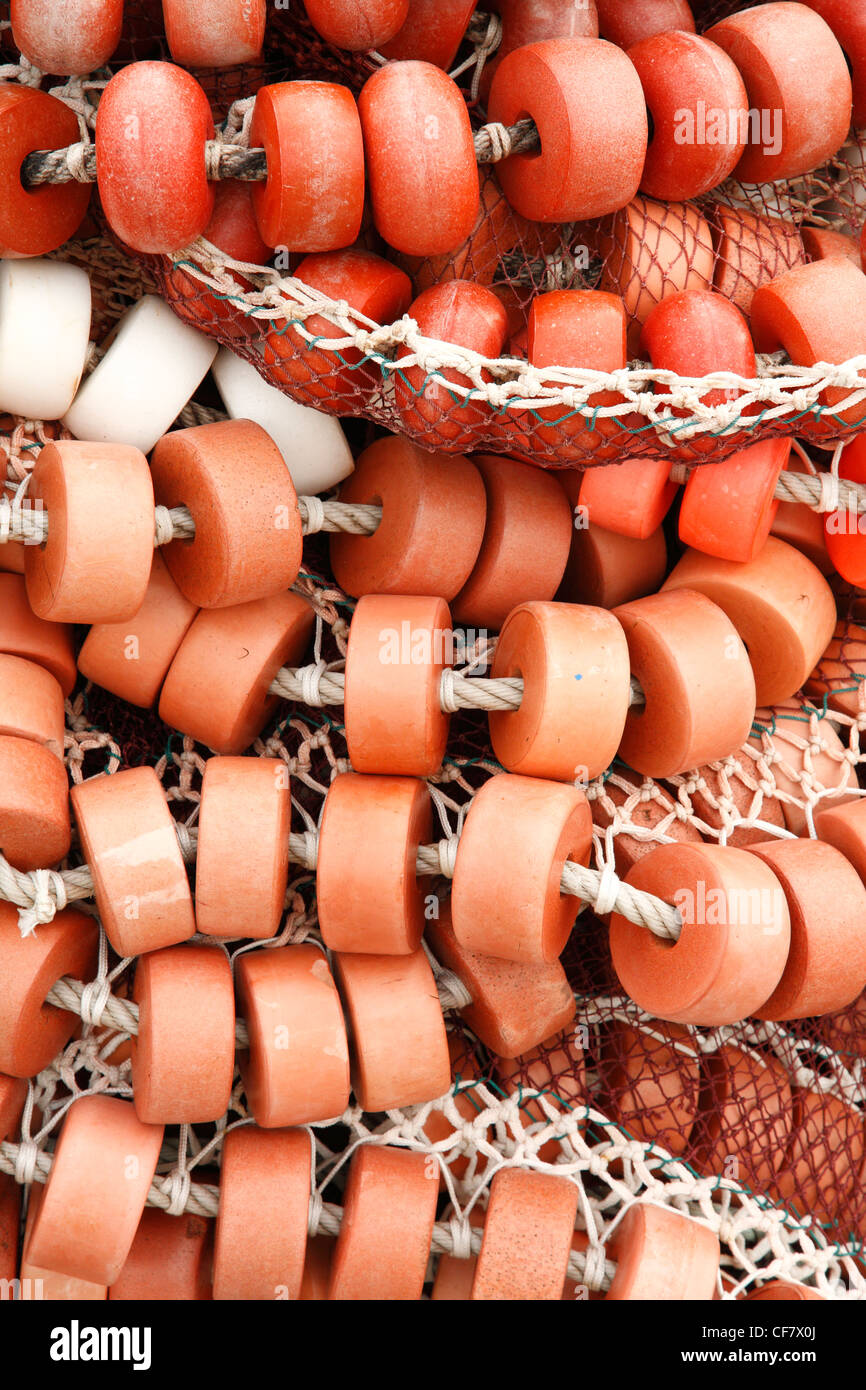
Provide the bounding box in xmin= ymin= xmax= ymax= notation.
xmin=131 ymin=944 xmax=236 ymax=1124
xmin=27 ymin=1095 xmax=163 ymax=1286
xmin=110 ymin=1207 xmax=213 ymax=1301
xmin=426 ymin=902 xmax=576 ymax=1057
xmin=751 ymin=258 xmax=866 ymax=427
xmin=328 ymin=1146 xmax=437 ymax=1301
xmin=0 ymin=573 xmax=78 ymax=696
xmin=24 ymin=440 xmax=154 ymax=624
xmin=771 ymin=464 xmax=833 ymax=575
xmin=0 ymin=86 xmax=91 ymax=257
xmin=596 ymin=0 xmax=695 ymax=47
xmin=0 ymin=734 xmax=71 ymax=870
xmin=380 ymin=0 xmax=479 ymax=68
xmin=266 ymin=249 xmax=412 ymax=406
xmin=472 ymin=1169 xmax=579 ymax=1301
xmin=317 ymin=773 xmax=432 ymax=955
xmin=78 ymin=553 xmax=199 ymax=709
xmin=162 ymin=0 xmax=266 ymax=67
xmin=396 ymin=281 xmax=509 ymax=445
xmin=578 ymin=458 xmax=676 ymax=539
xmin=489 ymin=601 xmax=631 ymax=782
xmin=640 ymin=287 xmax=758 ymax=459
xmin=235 ymin=945 xmax=350 ymax=1127
xmin=480 ymin=0 xmax=600 ymax=95
xmin=19 ymin=1184 xmax=107 ymax=1301
xmin=451 ymin=772 xmax=592 ymax=964
xmin=629 ymin=31 xmax=748 ymax=201
xmin=305 ymin=0 xmax=409 ymax=50
xmin=334 ymin=948 xmax=451 ymax=1110
xmin=151 ymin=420 xmax=303 ymax=609
xmin=158 ymin=591 xmax=315 ymax=754
xmin=0 ymin=654 xmax=64 ymax=754
xmin=451 ymin=455 xmax=573 ymax=629
xmin=663 ymin=537 xmax=837 ymax=706
xmin=213 ymin=1126 xmax=311 ymax=1301
xmin=606 ymin=1203 xmax=719 ymax=1300
xmin=71 ymin=766 xmax=197 ymax=956
xmin=344 ymin=593 xmax=452 ymax=776
xmin=815 ymin=799 xmax=866 ymax=885
xmin=524 ymin=289 xmax=630 ymax=460
xmin=679 ymin=440 xmax=790 ymax=563
xmin=613 ymin=589 xmax=755 ymax=778
xmin=745 ymin=838 xmax=866 ymax=1020
xmin=195 ymin=755 xmax=291 ymax=941
xmin=609 ymin=842 xmax=791 ymax=1026
xmin=330 ymin=436 xmax=486 ymax=600
xmin=0 ymin=901 xmax=97 ymax=1078
xmin=801 ymin=225 xmax=861 ymax=265
xmin=803 ymin=0 xmax=866 ymax=124
xmin=556 ymin=513 xmax=668 ymax=610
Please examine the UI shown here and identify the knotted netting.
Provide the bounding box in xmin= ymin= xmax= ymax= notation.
xmin=3 ymin=0 xmax=866 ymax=1300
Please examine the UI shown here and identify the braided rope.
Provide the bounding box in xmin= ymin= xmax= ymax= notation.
xmin=0 ymin=799 xmax=682 ymax=941
xmin=4 ymin=466 xmax=865 ymax=552
xmin=20 ymin=116 xmax=542 ymax=189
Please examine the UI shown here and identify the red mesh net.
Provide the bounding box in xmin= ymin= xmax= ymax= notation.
xmin=66 ymin=0 xmax=865 ymax=469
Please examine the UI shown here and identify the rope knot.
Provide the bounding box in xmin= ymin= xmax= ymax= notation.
xmin=161 ymin=1166 xmax=191 ymax=1218
xmin=13 ymin=1137 xmax=39 ymax=1186
xmin=300 ymin=494 xmax=325 ymax=537
xmin=297 ymin=660 xmax=328 ymax=708
xmin=593 ymin=860 xmax=622 ymax=918
xmin=308 ymin=1189 xmax=323 ymax=1237
xmin=581 ymin=1241 xmax=609 ymax=1293
xmin=449 ymin=1216 xmax=474 ymax=1261
xmin=439 ymin=668 xmax=461 ymax=715
xmin=153 ymin=504 xmax=176 ymax=547
xmin=78 ymin=976 xmax=113 ymax=1030
xmin=436 ymin=835 xmax=460 ymax=879
xmin=17 ymin=869 xmax=67 ymax=936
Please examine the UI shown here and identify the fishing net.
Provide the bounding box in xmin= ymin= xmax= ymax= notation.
xmin=2 ymin=0 xmax=866 ymax=1300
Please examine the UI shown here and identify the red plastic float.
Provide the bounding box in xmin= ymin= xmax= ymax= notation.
xmin=249 ymin=82 xmax=365 ymax=252
xmin=96 ymin=62 xmax=215 ymax=255
xmin=706 ymin=2 xmax=852 ymax=182
xmin=488 ymin=38 xmax=647 ymax=223
xmin=11 ymin=0 xmax=123 ymax=74
xmin=359 ymin=61 xmax=479 ymax=256
xmin=628 ymin=31 xmax=748 ymax=201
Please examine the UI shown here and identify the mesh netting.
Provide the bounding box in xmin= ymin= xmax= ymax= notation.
xmin=4 ymin=0 xmax=866 ymax=1300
